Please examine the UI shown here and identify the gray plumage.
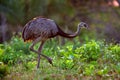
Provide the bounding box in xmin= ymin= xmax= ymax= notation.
xmin=22 ymin=17 xmax=58 ymax=42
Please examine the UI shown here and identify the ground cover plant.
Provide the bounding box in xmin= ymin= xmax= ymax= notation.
xmin=0 ymin=36 xmax=120 ymax=80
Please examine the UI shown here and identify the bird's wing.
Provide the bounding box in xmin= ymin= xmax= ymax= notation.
xmin=31 ymin=18 xmax=58 ymax=37
xmin=22 ymin=18 xmax=59 ymax=41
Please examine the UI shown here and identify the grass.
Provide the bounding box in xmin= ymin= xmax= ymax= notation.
xmin=0 ymin=36 xmax=120 ymax=80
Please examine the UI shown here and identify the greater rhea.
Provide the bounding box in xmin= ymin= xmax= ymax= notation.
xmin=22 ymin=17 xmax=88 ymax=68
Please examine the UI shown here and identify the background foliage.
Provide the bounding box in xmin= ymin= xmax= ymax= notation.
xmin=0 ymin=0 xmax=120 ymax=43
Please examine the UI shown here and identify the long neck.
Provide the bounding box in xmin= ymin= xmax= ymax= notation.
xmin=58 ymin=25 xmax=81 ymax=38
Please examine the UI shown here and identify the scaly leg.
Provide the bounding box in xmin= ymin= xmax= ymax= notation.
xmin=37 ymin=41 xmax=44 ymax=68
xmin=37 ymin=41 xmax=53 ymax=68
xmin=29 ymin=38 xmax=53 ymax=68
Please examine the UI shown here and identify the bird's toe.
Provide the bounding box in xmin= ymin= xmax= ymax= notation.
xmin=48 ymin=58 xmax=53 ymax=65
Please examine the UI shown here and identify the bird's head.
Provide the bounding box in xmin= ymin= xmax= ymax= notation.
xmin=78 ymin=22 xmax=88 ymax=29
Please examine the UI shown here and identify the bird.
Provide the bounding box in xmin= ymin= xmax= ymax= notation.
xmin=22 ymin=17 xmax=88 ymax=68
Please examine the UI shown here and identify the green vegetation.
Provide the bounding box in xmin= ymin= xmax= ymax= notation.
xmin=0 ymin=37 xmax=120 ymax=80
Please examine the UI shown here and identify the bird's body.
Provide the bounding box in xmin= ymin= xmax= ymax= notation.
xmin=22 ymin=17 xmax=58 ymax=42
xmin=22 ymin=17 xmax=88 ymax=68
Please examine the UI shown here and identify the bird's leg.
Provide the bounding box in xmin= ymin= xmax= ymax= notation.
xmin=29 ymin=39 xmax=41 ymax=68
xmin=29 ymin=37 xmax=42 ymax=55
xmin=41 ymin=54 xmax=53 ymax=65
xmin=29 ymin=41 xmax=39 ymax=55
xmin=38 ymin=41 xmax=53 ymax=66
xmin=29 ymin=38 xmax=53 ymax=68
xmin=37 ymin=41 xmax=44 ymax=68
xmin=30 ymin=43 xmax=53 ymax=66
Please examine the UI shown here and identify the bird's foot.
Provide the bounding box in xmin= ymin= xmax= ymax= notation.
xmin=47 ymin=58 xmax=53 ymax=66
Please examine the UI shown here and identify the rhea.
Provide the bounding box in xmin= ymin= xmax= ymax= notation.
xmin=22 ymin=17 xmax=88 ymax=68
